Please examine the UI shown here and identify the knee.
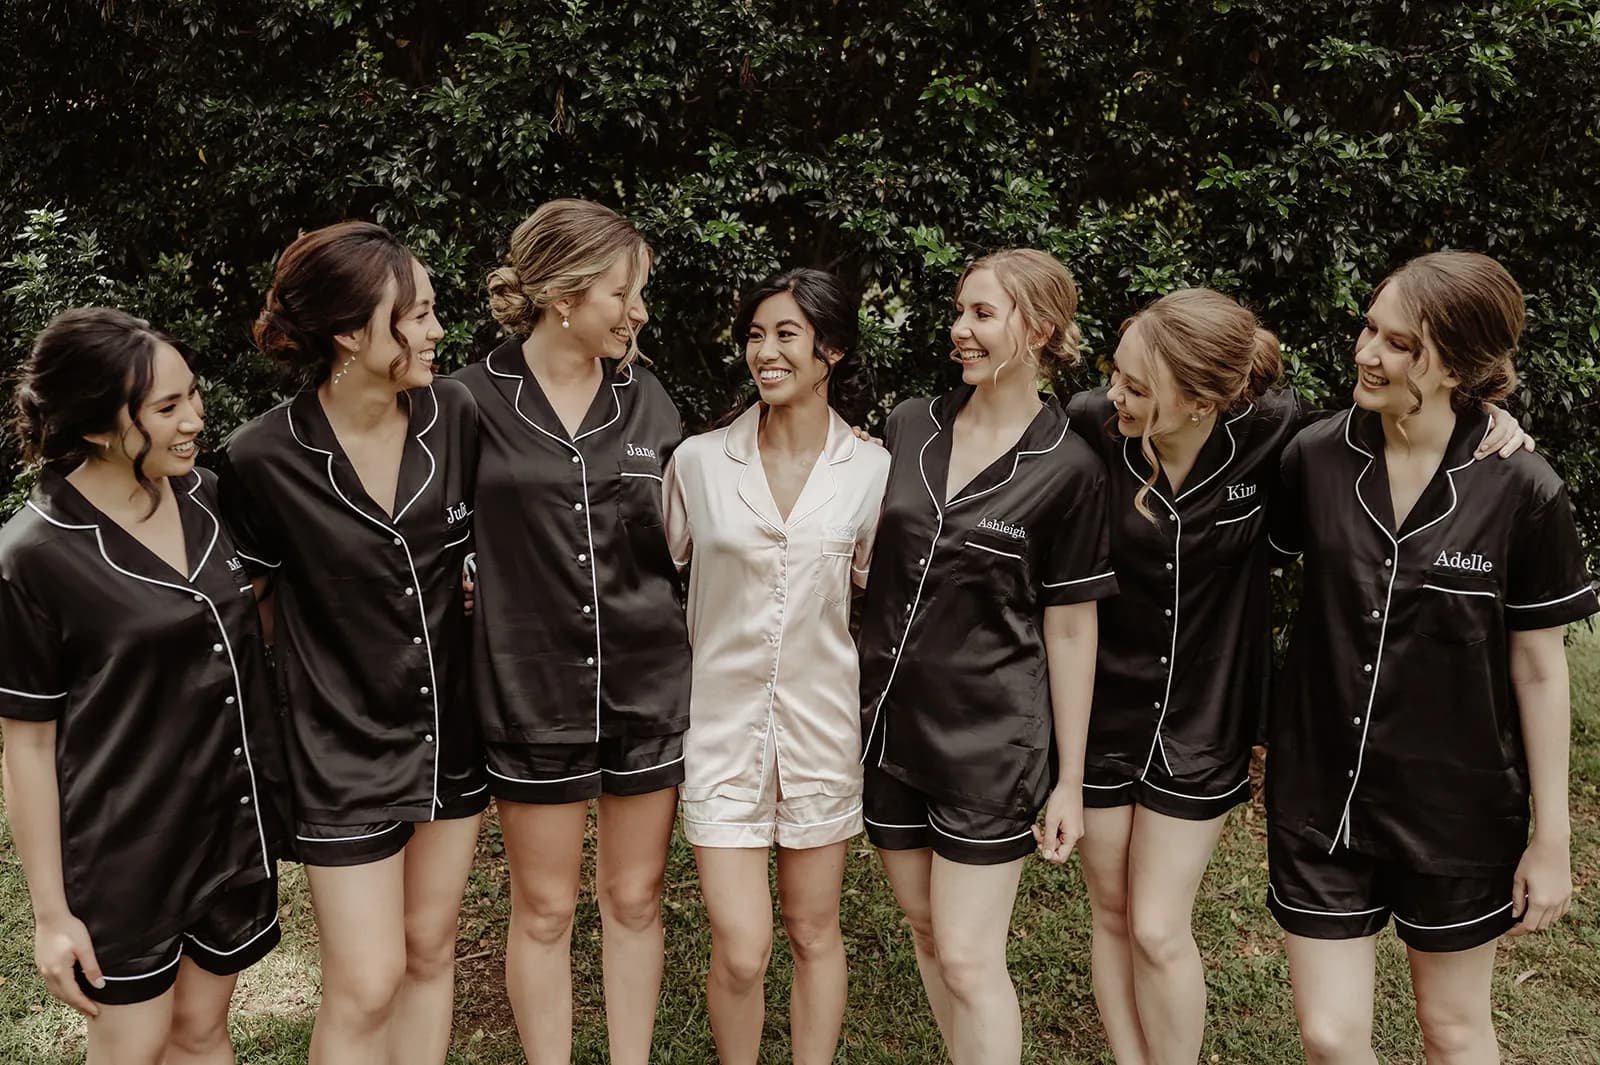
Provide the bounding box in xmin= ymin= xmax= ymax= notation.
xmin=1416 ymin=1002 xmax=1495 ymax=1058
xmin=168 ymin=1004 xmax=231 ymax=1056
xmin=597 ymin=878 xmax=662 ymax=934
xmin=324 ymin=955 xmax=407 ymax=1024
xmin=712 ymin=928 xmax=773 ymax=991
xmin=782 ymin=912 xmax=842 ymax=964
xmin=1090 ymin=891 xmax=1132 ymax=938
xmin=903 ymin=909 xmax=939 ymax=959
xmin=404 ymin=919 xmax=460 ymax=983
xmin=1298 ymin=1009 xmax=1372 ymax=1064
xmin=510 ymin=891 xmax=578 ymax=948
xmin=936 ymin=942 xmax=1007 ymax=1005
xmin=1128 ymin=906 xmax=1193 ymax=969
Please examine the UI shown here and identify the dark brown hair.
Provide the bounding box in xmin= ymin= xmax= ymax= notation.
xmin=1373 ymin=250 xmax=1524 ymax=413
xmin=13 ymin=307 xmax=192 ymax=515
xmin=253 ymin=221 xmax=419 ymax=386
xmin=732 ymin=268 xmax=866 ymax=421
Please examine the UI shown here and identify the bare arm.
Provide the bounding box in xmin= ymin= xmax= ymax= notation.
xmin=1 ymin=718 xmax=102 ymax=1014
xmin=251 ymin=575 xmax=276 ymax=646
xmin=1035 ymin=601 xmax=1098 ymax=862
xmin=1507 ymin=626 xmax=1572 ymax=934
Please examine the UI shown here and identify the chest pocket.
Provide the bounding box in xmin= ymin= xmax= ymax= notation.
xmin=1205 ymin=493 xmax=1264 ymax=568
xmin=815 ymin=537 xmax=856 ymax=605
xmin=953 ymin=530 xmax=1031 ymax=604
xmin=616 ymin=457 xmax=664 ymax=528
xmin=1415 ymin=570 xmax=1501 ymax=646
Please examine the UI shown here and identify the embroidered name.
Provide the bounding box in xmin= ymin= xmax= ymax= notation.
xmin=1434 ymin=549 xmax=1494 ymax=574
xmin=977 ymin=517 xmax=1027 ymax=540
xmin=625 ymin=443 xmax=658 ymax=460
xmin=827 ymin=524 xmax=858 ymax=540
xmin=445 ymin=502 xmax=470 ymax=525
xmin=1225 ymin=482 xmax=1257 ymax=503
xmin=226 ymin=557 xmax=244 ymax=572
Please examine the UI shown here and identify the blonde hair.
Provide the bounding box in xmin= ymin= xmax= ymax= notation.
xmin=1121 ymin=288 xmax=1283 ymax=523
xmin=1373 ymin=250 xmax=1523 ymax=419
xmin=486 ymin=199 xmax=653 ymax=366
xmin=957 ymin=249 xmax=1082 ymax=389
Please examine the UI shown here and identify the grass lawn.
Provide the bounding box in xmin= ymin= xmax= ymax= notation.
xmin=3 ymin=625 xmax=1597 ymax=1063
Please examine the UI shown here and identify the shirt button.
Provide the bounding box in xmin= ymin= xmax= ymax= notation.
xmin=1164 ymin=609 xmax=1173 ymax=617
xmin=239 ymin=795 xmax=251 ymax=805
xmin=917 ymin=557 xmax=926 ymax=566
xmin=404 ymin=587 xmax=415 ymax=596
xmin=1159 ymin=656 xmax=1168 ymax=665
xmin=392 ymin=537 xmax=402 ymax=546
xmin=413 ymin=636 xmax=422 ymax=644
xmin=1348 ymin=770 xmax=1355 ymax=778
xmin=1384 ymin=558 xmax=1392 ymax=567
xmin=1370 ymin=610 xmax=1380 ymax=619
xmin=570 ymin=455 xmax=579 ymax=464
xmin=574 ymin=502 xmax=584 ymax=511
xmin=225 ymin=695 xmax=236 ymax=705
xmin=193 ymin=593 xmax=204 ymax=602
xmin=420 ymin=686 xmax=430 ymax=695
xmin=1363 ymin=663 xmax=1372 ymax=673
xmin=232 ymin=747 xmax=242 ymax=757
xmin=212 ymin=642 xmax=223 ymax=653
xmin=1165 ymin=562 xmax=1174 ymax=571
xmin=1352 ymin=716 xmax=1362 ymax=725
xmin=582 ymin=604 xmax=592 ymax=614
xmin=578 ymin=553 xmax=588 ymax=563
xmin=424 ymin=734 xmax=434 ymax=743
xmin=586 ymin=657 xmax=595 ymax=666
xmin=1153 ymin=701 xmax=1161 ymax=709
xmin=765 ymin=682 xmax=774 ymax=692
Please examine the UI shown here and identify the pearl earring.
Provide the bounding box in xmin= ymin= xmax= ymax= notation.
xmin=332 ymin=354 xmax=356 ymax=385
xmin=1189 ymin=413 xmax=1200 ymax=423
xmin=561 ymin=316 xmax=570 ymax=329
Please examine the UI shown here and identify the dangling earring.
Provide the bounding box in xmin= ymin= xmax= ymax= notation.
xmin=332 ymin=354 xmax=356 ymax=385
xmin=561 ymin=316 xmax=570 ymax=329
xmin=1189 ymin=412 xmax=1200 ymax=423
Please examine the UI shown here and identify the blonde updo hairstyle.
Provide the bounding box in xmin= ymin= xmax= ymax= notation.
xmin=486 ymin=199 xmax=653 ymax=367
xmin=1120 ymin=288 xmax=1283 ymax=523
xmin=1371 ymin=250 xmax=1523 ymax=417
xmin=957 ymin=249 xmax=1083 ymax=390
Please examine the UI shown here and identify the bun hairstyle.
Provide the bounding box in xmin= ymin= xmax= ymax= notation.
xmin=486 ymin=199 xmax=652 ymax=368
xmin=1374 ymin=250 xmax=1524 ymax=412
xmin=253 ymin=221 xmax=419 ymax=387
xmin=1120 ymin=288 xmax=1283 ymax=523
xmin=732 ymin=268 xmax=867 ymax=421
xmin=13 ymin=307 xmax=193 ymax=515
xmin=957 ymin=248 xmax=1083 ymax=393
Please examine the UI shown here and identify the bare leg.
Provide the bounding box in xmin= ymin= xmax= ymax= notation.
xmin=594 ymin=787 xmax=677 ymax=1065
xmin=499 ymin=800 xmax=587 ymax=1065
xmin=86 ymin=988 xmax=174 ymax=1065
xmin=1409 ymin=941 xmax=1499 ymax=1065
xmin=387 ymin=814 xmax=483 ymax=1065
xmin=164 ymin=959 xmax=240 ymax=1065
xmin=776 ymin=841 xmax=849 ymax=1065
xmin=876 ymin=847 xmax=955 ymax=1043
xmin=306 ymin=854 xmax=409 ymax=1065
xmin=1126 ymin=806 xmax=1230 ymax=1065
xmin=928 ymin=855 xmax=1026 ymax=1065
xmin=1078 ymin=804 xmax=1151 ymax=1065
xmin=695 ymin=846 xmax=775 ymax=1065
xmin=1284 ymin=933 xmax=1379 ymax=1065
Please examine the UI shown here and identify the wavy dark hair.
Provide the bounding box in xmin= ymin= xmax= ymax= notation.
xmin=253 ymin=220 xmax=419 ymax=387
xmin=731 ymin=268 xmax=866 ymax=422
xmin=13 ymin=307 xmax=194 ymax=516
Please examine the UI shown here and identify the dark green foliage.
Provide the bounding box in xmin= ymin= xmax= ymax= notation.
xmin=3 ymin=1 xmax=1597 ymax=557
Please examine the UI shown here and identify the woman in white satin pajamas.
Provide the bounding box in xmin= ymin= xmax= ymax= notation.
xmin=662 ymin=269 xmax=888 ymax=1065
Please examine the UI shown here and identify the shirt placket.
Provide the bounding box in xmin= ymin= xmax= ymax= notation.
xmin=565 ymin=441 xmax=603 ymax=740
xmin=755 ymin=533 xmax=789 ymax=797
xmin=1141 ymin=494 xmax=1183 ymax=780
xmin=1333 ymin=532 xmax=1398 ymax=851
xmin=865 ymin=502 xmax=943 ymax=766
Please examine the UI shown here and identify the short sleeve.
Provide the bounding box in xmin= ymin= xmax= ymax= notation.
xmin=0 ymin=576 xmax=66 ymax=721
xmin=214 ymin=446 xmax=282 ymax=575
xmin=1268 ymin=432 xmax=1305 ymax=559
xmin=1040 ymin=459 xmax=1118 ymax=605
xmin=662 ymin=455 xmax=692 ymax=571
xmin=853 ymin=499 xmax=883 ymax=589
xmin=1063 ymin=388 xmax=1114 ymax=459
xmin=1505 ymin=481 xmax=1598 ymax=630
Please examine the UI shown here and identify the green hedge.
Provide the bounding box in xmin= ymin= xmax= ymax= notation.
xmin=3 ymin=1 xmax=1597 ymax=558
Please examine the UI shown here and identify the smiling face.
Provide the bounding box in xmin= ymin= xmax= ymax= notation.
xmin=1352 ymin=280 xmax=1456 ymax=416
xmin=561 ymin=250 xmax=651 ymax=361
xmin=1106 ymin=320 xmax=1192 ymax=437
xmin=745 ymin=290 xmax=834 ymax=409
xmin=949 ymin=267 xmax=1031 ymax=386
xmin=97 ymin=340 xmax=205 ymax=479
xmin=343 ymin=257 xmax=443 ymax=390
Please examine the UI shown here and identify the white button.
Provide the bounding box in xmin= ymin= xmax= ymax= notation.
xmin=424 ymin=734 xmax=434 ymax=743
xmin=225 ymin=696 xmax=236 ymax=705
xmin=917 ymin=557 xmax=926 ymax=566
xmin=582 ymin=605 xmax=592 ymax=614
xmin=578 ymin=553 xmax=588 ymax=563
xmin=570 ymin=455 xmax=579 ymax=464
xmin=193 ymin=593 xmax=204 ymax=602
xmin=1159 ymin=656 xmax=1168 ymax=665
xmin=1384 ymin=558 xmax=1392 ymax=567
xmin=586 ymin=657 xmax=595 ymax=666
xmin=1352 ymin=717 xmax=1362 ymax=725
xmin=233 ymin=747 xmax=242 ymax=757
xmin=419 ymin=686 xmax=430 ymax=695
xmin=1348 ymin=770 xmax=1355 ymax=778
xmin=765 ymin=682 xmax=774 ymax=692
xmin=404 ymin=587 xmax=415 ymax=596
xmin=1153 ymin=701 xmax=1161 ymax=709
xmin=393 ymin=537 xmax=402 ymax=546
xmin=239 ymin=795 xmax=251 ymax=805
xmin=1164 ymin=609 xmax=1173 ymax=617
xmin=1362 ymin=663 xmax=1372 ymax=673
xmin=1371 ymin=610 xmax=1380 ymax=618
xmin=574 ymin=502 xmax=584 ymax=511
xmin=1165 ymin=562 xmax=1174 ymax=571
xmin=904 ymin=603 xmax=912 ymax=614
xmin=212 ymin=642 xmax=223 ymax=653
xmin=413 ymin=636 xmax=422 ymax=644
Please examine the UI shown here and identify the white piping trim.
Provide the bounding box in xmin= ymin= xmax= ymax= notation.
xmin=0 ymin=686 xmax=67 ymax=700
xmin=1392 ymin=901 xmax=1514 ymax=931
xmin=458 ymin=782 xmax=489 ymax=797
xmin=1139 ymin=774 xmax=1250 ymax=802
xmin=1214 ymin=503 xmax=1262 ymax=527
xmin=186 ymin=915 xmax=280 ymax=957
xmin=1507 ymin=586 xmax=1596 ymax=610
xmin=181 ymin=470 xmax=220 ymax=580
xmin=947 ymin=422 xmax=1070 ymax=509
xmin=864 ymin=816 xmax=929 ymax=830
xmin=620 ymin=471 xmax=663 ymax=483
xmin=1043 ymin=570 xmax=1115 ymax=588
xmin=1175 ymin=402 xmax=1252 ymax=503
xmin=234 ymin=548 xmax=281 ymax=570
xmin=1266 ymin=533 xmax=1300 ymax=556
xmin=486 ymin=763 xmax=601 ymax=785
xmin=963 ymin=540 xmax=1023 ymax=562
xmin=601 ymin=753 xmax=686 ymax=776
xmin=295 ymin=822 xmax=404 ymax=843
xmin=928 ymin=817 xmax=1034 ymax=845
xmin=1420 ymin=583 xmax=1497 ymax=599
xmin=100 ymin=944 xmax=183 ymax=981
xmin=488 ymin=349 xmax=607 ymax=742
xmin=777 ymin=804 xmax=864 ymax=829
xmin=681 ymin=813 xmax=780 ymax=827
xmin=442 ymin=529 xmax=471 ymax=549
xmin=288 ymin=402 xmax=443 ymax=817
xmin=1125 ymin=442 xmax=1183 ymax=785
xmin=1083 ymin=780 xmax=1134 ymax=790
xmin=25 ymin=500 xmax=273 ymax=876
xmin=1268 ymin=882 xmax=1386 ymax=918
xmin=392 ymin=385 xmax=439 ymax=522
